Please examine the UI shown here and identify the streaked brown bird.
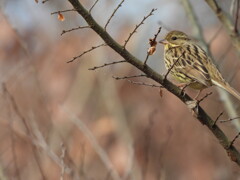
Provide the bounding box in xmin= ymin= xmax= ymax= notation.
xmin=159 ymin=30 xmax=240 ymax=100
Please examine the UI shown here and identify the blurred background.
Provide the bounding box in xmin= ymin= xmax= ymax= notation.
xmin=0 ymin=0 xmax=240 ymax=179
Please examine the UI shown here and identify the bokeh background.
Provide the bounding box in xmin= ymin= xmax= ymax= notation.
xmin=0 ymin=0 xmax=240 ymax=179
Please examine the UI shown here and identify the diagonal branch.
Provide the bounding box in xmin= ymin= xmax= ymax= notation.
xmin=88 ymin=60 xmax=126 ymax=70
xmin=124 ymin=8 xmax=157 ymax=48
xmin=204 ymin=0 xmax=240 ymax=55
xmin=104 ymin=0 xmax=125 ymax=29
xmin=89 ymin=0 xmax=100 ymax=13
xmin=61 ymin=26 xmax=89 ymax=35
xmin=67 ymin=43 xmax=106 ymax=63
xmin=67 ymin=0 xmax=240 ymax=166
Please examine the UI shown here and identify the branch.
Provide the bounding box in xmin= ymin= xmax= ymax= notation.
xmin=123 ymin=8 xmax=157 ymax=48
xmin=112 ymin=74 xmax=146 ymax=80
xmin=89 ymin=0 xmax=100 ymax=13
xmin=104 ymin=0 xmax=125 ymax=29
xmin=51 ymin=9 xmax=76 ymax=15
xmin=61 ymin=26 xmax=89 ymax=35
xmin=220 ymin=117 xmax=240 ymax=123
xmin=88 ymin=60 xmax=126 ymax=70
xmin=205 ymin=0 xmax=240 ymax=55
xmin=67 ymin=43 xmax=106 ymax=63
xmin=212 ymin=111 xmax=224 ymax=126
xmin=68 ymin=0 xmax=240 ymax=166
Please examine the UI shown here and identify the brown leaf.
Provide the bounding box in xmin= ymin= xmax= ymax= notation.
xmin=58 ymin=13 xmax=65 ymax=21
xmin=148 ymin=46 xmax=156 ymax=55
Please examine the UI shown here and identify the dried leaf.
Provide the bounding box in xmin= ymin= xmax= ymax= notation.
xmin=58 ymin=12 xmax=65 ymax=21
xmin=147 ymin=38 xmax=157 ymax=55
xmin=148 ymin=46 xmax=156 ymax=55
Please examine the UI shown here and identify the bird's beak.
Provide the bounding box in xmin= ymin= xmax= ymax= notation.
xmin=159 ymin=39 xmax=169 ymax=45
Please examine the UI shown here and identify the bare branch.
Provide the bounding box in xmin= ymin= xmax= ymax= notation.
xmin=212 ymin=111 xmax=224 ymax=127
xmin=89 ymin=0 xmax=100 ymax=13
xmin=62 ymin=107 xmax=121 ymax=180
xmin=61 ymin=26 xmax=90 ymax=35
xmin=88 ymin=60 xmax=126 ymax=70
xmin=51 ymin=9 xmax=76 ymax=15
xmin=104 ymin=0 xmax=125 ymax=29
xmin=124 ymin=8 xmax=157 ymax=48
xmin=197 ymin=92 xmax=213 ymax=104
xmin=205 ymin=0 xmax=240 ymax=56
xmin=67 ymin=43 xmax=107 ymax=63
xmin=229 ymin=132 xmax=240 ymax=147
xmin=220 ymin=117 xmax=240 ymax=123
xmin=112 ymin=74 xmax=146 ymax=80
xmin=112 ymin=76 xmax=163 ymax=88
xmin=144 ymin=27 xmax=162 ymax=64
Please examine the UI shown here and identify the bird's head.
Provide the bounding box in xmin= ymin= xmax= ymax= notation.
xmin=159 ymin=31 xmax=191 ymax=47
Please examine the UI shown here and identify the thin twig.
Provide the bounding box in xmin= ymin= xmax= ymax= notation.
xmin=205 ymin=0 xmax=240 ymax=56
xmin=198 ymin=92 xmax=213 ymax=104
xmin=220 ymin=117 xmax=240 ymax=123
xmin=144 ymin=27 xmax=162 ymax=64
xmin=125 ymin=79 xmax=163 ymax=88
xmin=163 ymin=53 xmax=184 ymax=80
xmin=3 ymin=85 xmax=47 ymax=180
xmin=62 ymin=107 xmax=121 ymax=180
xmin=112 ymin=74 xmax=146 ymax=80
xmin=234 ymin=0 xmax=239 ymax=33
xmin=89 ymin=0 xmax=100 ymax=13
xmin=229 ymin=132 xmax=240 ymax=147
xmin=88 ymin=60 xmax=126 ymax=70
xmin=51 ymin=9 xmax=76 ymax=15
xmin=124 ymin=8 xmax=157 ymax=47
xmin=67 ymin=43 xmax=106 ymax=63
xmin=61 ymin=26 xmax=89 ymax=35
xmin=212 ymin=111 xmax=224 ymax=127
xmin=104 ymin=0 xmax=125 ymax=29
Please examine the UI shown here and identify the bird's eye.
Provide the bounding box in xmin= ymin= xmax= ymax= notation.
xmin=171 ymin=36 xmax=177 ymax=40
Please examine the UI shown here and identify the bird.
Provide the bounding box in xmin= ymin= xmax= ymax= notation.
xmin=159 ymin=30 xmax=240 ymax=101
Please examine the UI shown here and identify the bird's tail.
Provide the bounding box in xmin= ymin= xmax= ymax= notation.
xmin=212 ymin=79 xmax=240 ymax=101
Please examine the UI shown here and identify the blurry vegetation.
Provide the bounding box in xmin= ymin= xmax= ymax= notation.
xmin=0 ymin=0 xmax=239 ymax=180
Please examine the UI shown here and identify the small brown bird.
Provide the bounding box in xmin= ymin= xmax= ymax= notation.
xmin=159 ymin=30 xmax=240 ymax=100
